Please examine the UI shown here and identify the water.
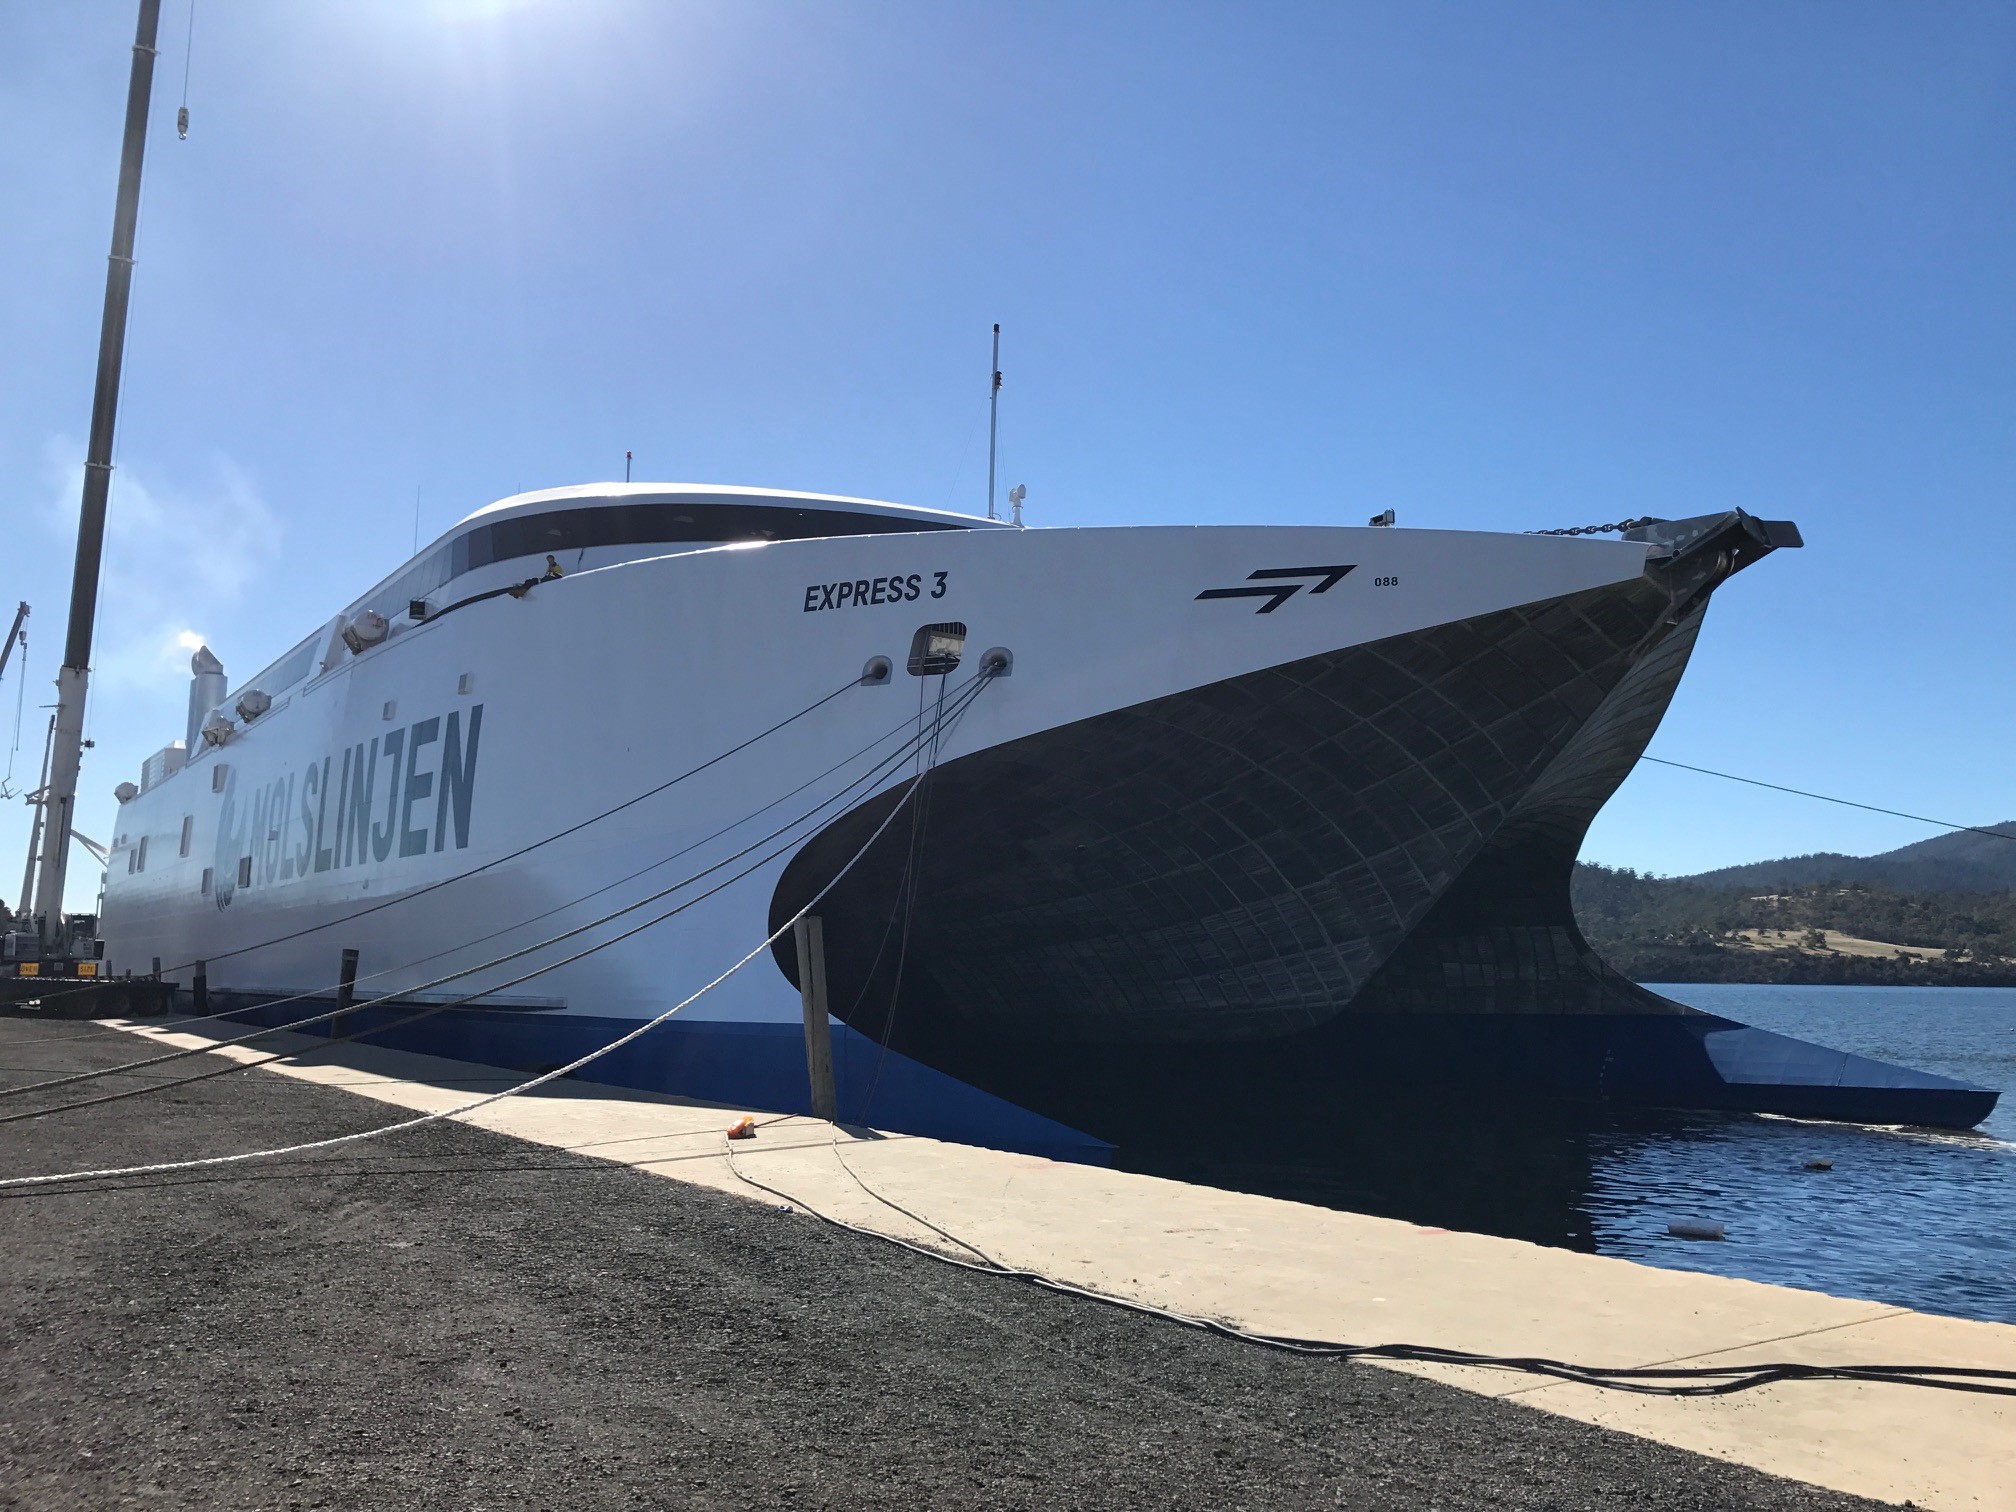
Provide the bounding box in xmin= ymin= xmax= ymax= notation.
xmin=1593 ymin=985 xmax=2016 ymax=1322
xmin=1125 ymin=985 xmax=2016 ymax=1325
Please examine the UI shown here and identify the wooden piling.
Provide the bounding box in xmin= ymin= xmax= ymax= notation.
xmin=334 ymin=948 xmax=359 ymax=1035
xmin=793 ymin=915 xmax=838 ymax=1123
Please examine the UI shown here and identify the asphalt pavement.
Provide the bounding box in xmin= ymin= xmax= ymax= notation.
xmin=0 ymin=1017 xmax=1895 ymax=1511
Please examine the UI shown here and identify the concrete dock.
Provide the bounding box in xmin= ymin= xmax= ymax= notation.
xmin=3 ymin=1017 xmax=2011 ymax=1510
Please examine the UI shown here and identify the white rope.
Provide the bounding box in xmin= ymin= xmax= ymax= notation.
xmin=0 ymin=741 xmax=943 ymax=1190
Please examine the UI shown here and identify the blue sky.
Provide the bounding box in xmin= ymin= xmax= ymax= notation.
xmin=3 ymin=0 xmax=2012 ymax=913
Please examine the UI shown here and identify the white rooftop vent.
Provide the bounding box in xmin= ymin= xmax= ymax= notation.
xmin=236 ymin=689 xmax=272 ymax=721
xmin=201 ymin=712 xmax=235 ymax=748
xmin=341 ymin=610 xmax=390 ymax=654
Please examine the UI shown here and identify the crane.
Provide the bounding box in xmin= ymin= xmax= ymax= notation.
xmin=0 ymin=602 xmax=26 ymax=685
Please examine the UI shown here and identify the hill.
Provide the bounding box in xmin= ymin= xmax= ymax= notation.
xmin=1570 ymin=863 xmax=2016 ymax=987
xmin=1679 ymin=822 xmax=2016 ymax=893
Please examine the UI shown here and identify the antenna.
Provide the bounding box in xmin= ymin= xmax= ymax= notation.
xmin=625 ymin=449 xmax=632 ymax=484
xmin=986 ymin=324 xmax=1001 ymax=520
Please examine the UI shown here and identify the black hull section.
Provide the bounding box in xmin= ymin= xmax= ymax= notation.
xmin=782 ymin=577 xmax=1692 ymax=1047
xmin=839 ymin=1011 xmax=1998 ymax=1146
xmin=773 ymin=556 xmax=1998 ymax=1134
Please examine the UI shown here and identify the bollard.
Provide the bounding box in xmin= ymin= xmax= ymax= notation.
xmin=334 ymin=947 xmax=359 ymax=1036
xmin=792 ymin=915 xmax=838 ymax=1123
xmin=192 ymin=960 xmax=208 ymax=1015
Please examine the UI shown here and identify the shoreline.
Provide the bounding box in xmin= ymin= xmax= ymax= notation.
xmin=1616 ymin=949 xmax=2016 ymax=989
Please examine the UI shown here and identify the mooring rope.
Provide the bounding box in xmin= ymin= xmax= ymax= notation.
xmin=1640 ymin=756 xmax=2016 ymax=844
xmin=24 ymin=674 xmax=865 ymax=1012
xmin=0 ymin=674 xmax=993 ymax=1109
xmin=0 ymin=718 xmax=969 ymax=1128
xmin=0 ymin=687 xmax=984 ymax=1189
xmin=8 ymin=674 xmax=960 ymax=1044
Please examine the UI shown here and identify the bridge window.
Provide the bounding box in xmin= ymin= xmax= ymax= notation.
xmin=374 ymin=501 xmax=965 ymax=619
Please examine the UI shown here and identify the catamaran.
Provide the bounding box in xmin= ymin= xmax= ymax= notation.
xmin=97 ymin=484 xmax=1997 ymax=1143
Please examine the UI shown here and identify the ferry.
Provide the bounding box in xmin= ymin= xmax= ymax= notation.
xmin=97 ymin=484 xmax=1998 ymax=1145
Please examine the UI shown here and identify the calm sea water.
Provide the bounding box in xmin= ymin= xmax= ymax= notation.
xmin=1126 ymin=985 xmax=2016 ymax=1325
xmin=1595 ymin=984 xmax=2015 ymax=1323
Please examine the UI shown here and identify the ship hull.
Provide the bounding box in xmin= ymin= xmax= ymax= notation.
xmin=769 ymin=576 xmax=1996 ymax=1134
xmin=98 ymin=508 xmax=1997 ymax=1143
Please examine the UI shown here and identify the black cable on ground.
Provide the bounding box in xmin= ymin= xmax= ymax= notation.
xmin=0 ymin=675 xmax=992 ymax=1109
xmin=723 ymin=1134 xmax=2016 ymax=1401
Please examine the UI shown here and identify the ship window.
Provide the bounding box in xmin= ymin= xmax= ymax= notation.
xmin=265 ymin=637 xmax=319 ymax=693
xmin=136 ymin=837 xmax=148 ymax=872
xmin=212 ymin=764 xmax=230 ymax=794
xmin=907 ymin=622 xmax=967 ymax=676
xmin=200 ymin=867 xmax=212 ymax=896
xmin=221 ymin=636 xmax=319 ymax=712
xmin=179 ymin=815 xmax=194 ymax=857
xmin=237 ymin=855 xmax=252 ymax=889
xmin=368 ymin=500 xmax=967 ymax=620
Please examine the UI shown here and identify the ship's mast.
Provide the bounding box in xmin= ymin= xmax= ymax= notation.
xmin=36 ymin=0 xmax=162 ymax=942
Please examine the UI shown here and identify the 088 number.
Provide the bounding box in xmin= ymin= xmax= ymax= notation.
xmin=1372 ymin=575 xmax=1400 ymax=587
